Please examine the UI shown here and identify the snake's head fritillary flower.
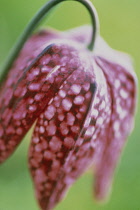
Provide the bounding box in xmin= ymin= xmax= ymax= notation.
xmin=0 ymin=0 xmax=137 ymax=210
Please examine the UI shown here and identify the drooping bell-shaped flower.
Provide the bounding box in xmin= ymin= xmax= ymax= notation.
xmin=0 ymin=0 xmax=137 ymax=210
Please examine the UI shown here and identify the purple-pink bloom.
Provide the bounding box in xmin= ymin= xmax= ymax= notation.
xmin=0 ymin=26 xmax=137 ymax=210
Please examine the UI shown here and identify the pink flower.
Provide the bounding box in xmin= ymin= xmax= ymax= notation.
xmin=0 ymin=25 xmax=137 ymax=209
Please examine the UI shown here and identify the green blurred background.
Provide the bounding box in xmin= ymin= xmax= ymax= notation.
xmin=0 ymin=0 xmax=139 ymax=209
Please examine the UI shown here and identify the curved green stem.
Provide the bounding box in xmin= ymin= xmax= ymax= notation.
xmin=0 ymin=0 xmax=99 ymax=84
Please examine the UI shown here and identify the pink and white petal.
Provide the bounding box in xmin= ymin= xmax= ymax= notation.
xmin=0 ymin=43 xmax=82 ymax=163
xmin=94 ymin=56 xmax=137 ymax=200
xmin=29 ymin=54 xmax=97 ymax=210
